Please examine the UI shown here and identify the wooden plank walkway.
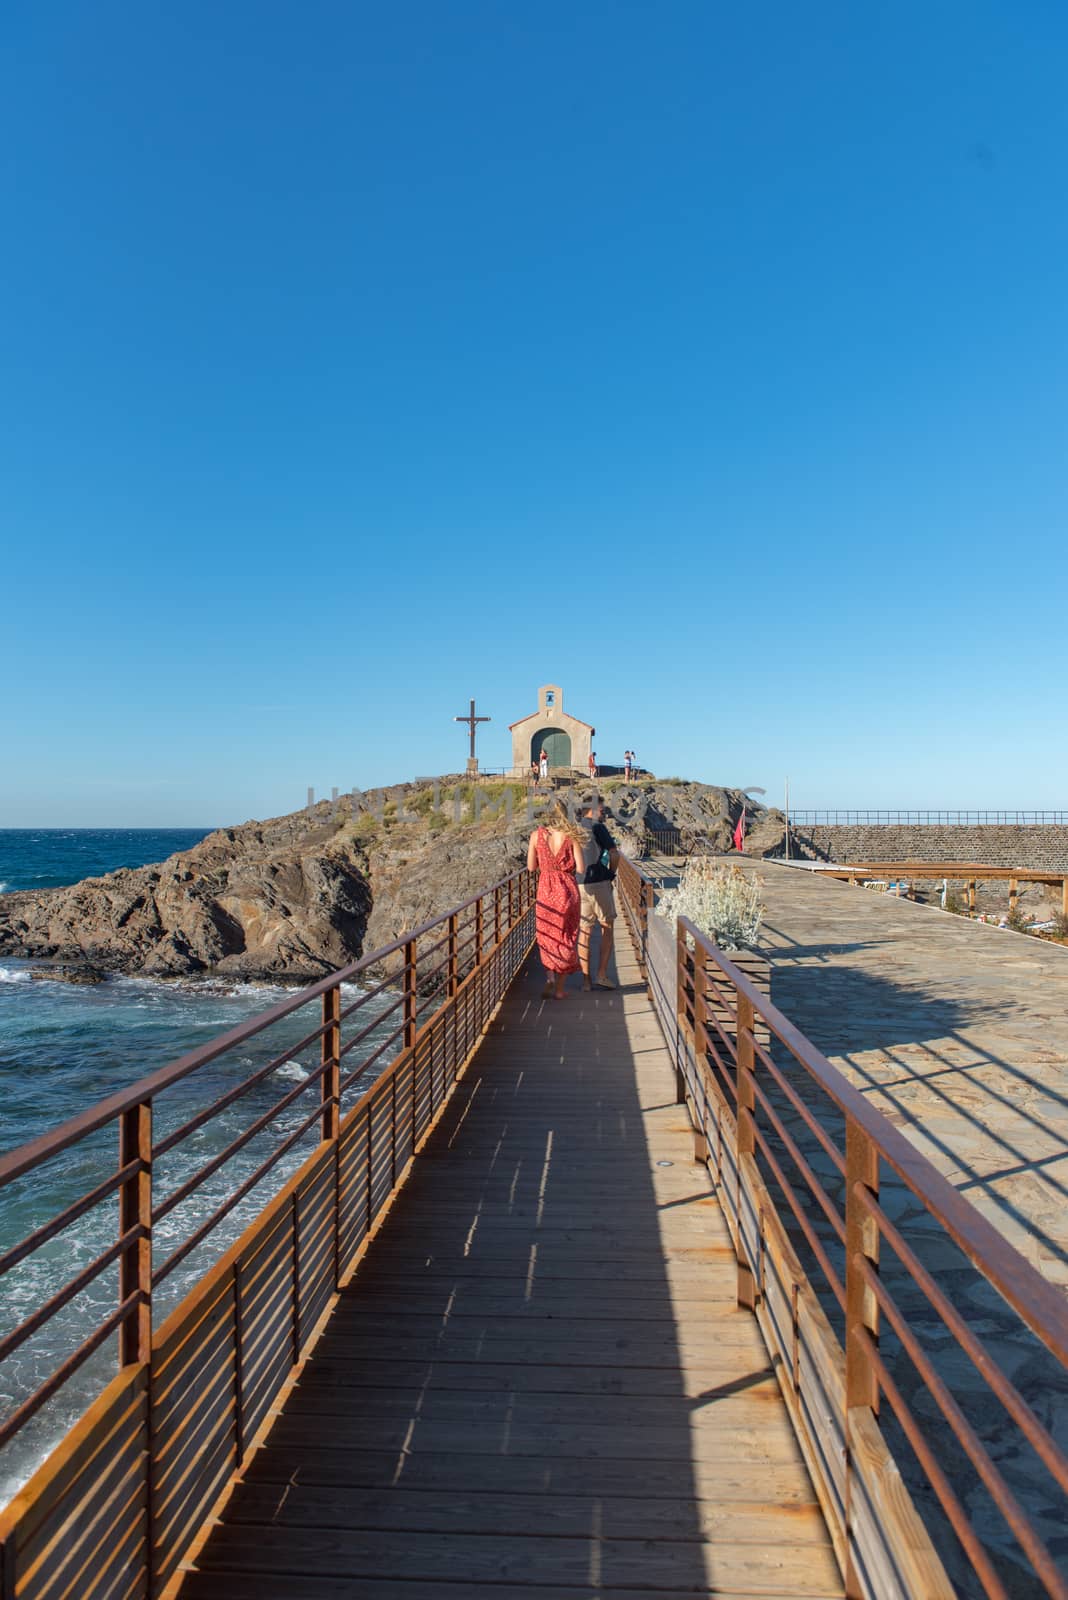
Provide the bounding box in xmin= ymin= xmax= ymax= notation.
xmin=178 ymin=930 xmax=843 ymax=1599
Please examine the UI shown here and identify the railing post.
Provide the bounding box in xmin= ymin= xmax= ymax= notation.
xmin=290 ymin=1191 xmax=301 ymax=1358
xmin=692 ymin=960 xmax=709 ymax=1164
xmin=321 ymin=985 xmax=341 ymax=1143
xmin=845 ymin=1123 xmax=880 ymax=1413
xmin=233 ymin=1260 xmax=245 ymax=1460
xmin=674 ymin=921 xmax=688 ymax=1105
xmin=403 ymin=939 xmax=418 ymax=1048
xmin=507 ymin=876 xmax=514 ymax=928
xmin=448 ymin=914 xmax=458 ymax=997
xmin=494 ymin=884 xmax=502 ymax=946
xmin=845 ymin=1121 xmax=880 ymax=1600
xmin=642 ymin=881 xmax=654 ymax=978
xmin=735 ymin=987 xmax=756 ymax=1311
xmin=118 ymin=1100 xmax=152 ymax=1368
xmin=322 ymin=983 xmax=342 ymax=1290
xmin=475 ymin=896 xmax=484 ymax=967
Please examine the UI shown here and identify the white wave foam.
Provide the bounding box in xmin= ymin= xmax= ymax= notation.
xmin=0 ymin=966 xmax=31 ymax=985
xmin=273 ymin=1060 xmax=310 ymax=1082
xmin=219 ymin=981 xmax=303 ymax=1000
xmin=158 ymin=976 xmax=308 ymax=1002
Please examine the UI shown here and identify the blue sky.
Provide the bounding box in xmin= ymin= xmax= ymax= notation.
xmin=2 ymin=1 xmax=1066 ymax=825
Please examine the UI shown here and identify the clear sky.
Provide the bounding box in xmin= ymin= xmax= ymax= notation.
xmin=2 ymin=1 xmax=1066 ymax=826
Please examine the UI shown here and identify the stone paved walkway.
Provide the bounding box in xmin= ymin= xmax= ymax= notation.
xmin=745 ymin=860 xmax=1068 ymax=1292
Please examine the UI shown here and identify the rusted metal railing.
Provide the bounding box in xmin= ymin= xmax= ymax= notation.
xmin=0 ymin=869 xmax=536 ymax=1599
xmin=617 ymin=853 xmax=1068 ymax=1600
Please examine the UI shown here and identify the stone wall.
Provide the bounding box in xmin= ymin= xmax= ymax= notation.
xmin=790 ymin=825 xmax=1068 ymax=873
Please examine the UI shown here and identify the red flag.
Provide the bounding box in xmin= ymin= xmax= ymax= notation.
xmin=733 ymin=808 xmax=746 ymax=852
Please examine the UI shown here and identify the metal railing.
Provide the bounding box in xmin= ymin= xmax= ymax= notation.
xmin=616 ymin=854 xmax=1068 ymax=1600
xmin=0 ymin=869 xmax=536 ymax=1599
xmin=643 ymin=826 xmax=682 ymax=855
xmin=792 ymin=811 xmax=1068 ymax=827
xmin=617 ymin=854 xmax=656 ymax=987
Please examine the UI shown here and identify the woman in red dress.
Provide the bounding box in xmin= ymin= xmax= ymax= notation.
xmin=526 ymin=802 xmax=585 ymax=998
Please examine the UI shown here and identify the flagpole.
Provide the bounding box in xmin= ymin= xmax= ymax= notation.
xmin=785 ymin=777 xmax=790 ymax=860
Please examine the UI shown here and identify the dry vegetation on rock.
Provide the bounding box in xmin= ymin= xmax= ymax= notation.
xmin=0 ymin=777 xmax=767 ymax=981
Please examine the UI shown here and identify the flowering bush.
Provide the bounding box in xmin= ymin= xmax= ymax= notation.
xmin=655 ymin=861 xmax=765 ymax=951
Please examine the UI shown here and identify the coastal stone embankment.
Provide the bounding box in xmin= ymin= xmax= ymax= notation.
xmin=792 ymin=824 xmax=1068 ymax=873
xmin=0 ymin=778 xmax=753 ymax=982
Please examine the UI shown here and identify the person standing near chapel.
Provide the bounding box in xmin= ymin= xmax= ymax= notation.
xmin=578 ymin=795 xmax=620 ymax=990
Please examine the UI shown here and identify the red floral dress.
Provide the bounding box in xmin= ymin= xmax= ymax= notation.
xmin=534 ymin=829 xmax=581 ymax=974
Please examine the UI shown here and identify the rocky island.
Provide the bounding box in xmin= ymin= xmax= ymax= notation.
xmin=0 ymin=779 xmax=776 ymax=982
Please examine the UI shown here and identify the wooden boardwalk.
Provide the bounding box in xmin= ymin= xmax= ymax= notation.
xmin=179 ymin=932 xmax=843 ymax=1599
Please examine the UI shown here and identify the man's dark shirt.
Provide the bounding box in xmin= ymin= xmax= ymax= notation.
xmin=583 ymin=820 xmax=616 ymax=884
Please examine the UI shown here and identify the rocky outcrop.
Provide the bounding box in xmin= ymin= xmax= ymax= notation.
xmin=599 ymin=779 xmax=783 ymax=857
xmin=0 ymin=776 xmax=767 ymax=982
xmin=29 ymin=963 xmax=108 ymax=985
xmin=0 ymin=805 xmax=374 ymax=981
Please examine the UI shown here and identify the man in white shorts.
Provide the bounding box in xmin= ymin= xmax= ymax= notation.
xmin=578 ymin=795 xmax=620 ymax=990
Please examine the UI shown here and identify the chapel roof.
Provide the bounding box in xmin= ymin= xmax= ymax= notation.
xmin=509 ymin=709 xmax=594 ymax=731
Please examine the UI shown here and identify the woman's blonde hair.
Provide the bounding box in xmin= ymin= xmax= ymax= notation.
xmin=539 ymin=801 xmax=588 ymax=846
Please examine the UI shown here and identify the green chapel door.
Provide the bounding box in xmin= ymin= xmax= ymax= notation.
xmin=531 ymin=729 xmax=572 ymax=770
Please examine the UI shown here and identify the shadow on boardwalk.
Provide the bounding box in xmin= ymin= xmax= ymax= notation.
xmin=179 ymin=938 xmax=841 ymax=1599
xmin=768 ymin=925 xmax=1068 ymax=1274
xmin=757 ymin=889 xmax=1068 ymax=1598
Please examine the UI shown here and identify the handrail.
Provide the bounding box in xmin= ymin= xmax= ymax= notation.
xmin=0 ymin=869 xmax=525 ymax=1191
xmin=674 ymin=915 xmax=1068 ymax=1367
xmin=791 ymin=810 xmax=1068 ymax=826
xmin=817 ymin=861 xmax=1064 ymax=879
xmin=0 ymin=864 xmax=537 ymax=1598
xmin=618 ymin=852 xmax=1068 ymax=1599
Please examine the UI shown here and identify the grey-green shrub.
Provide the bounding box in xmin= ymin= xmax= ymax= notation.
xmin=655 ymin=861 xmax=765 ymax=951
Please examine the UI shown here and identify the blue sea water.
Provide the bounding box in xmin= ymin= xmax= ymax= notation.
xmin=0 ymin=827 xmax=213 ymax=894
xmin=0 ymin=829 xmax=395 ymax=1505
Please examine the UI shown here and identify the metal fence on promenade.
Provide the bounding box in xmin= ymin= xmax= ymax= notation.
xmin=617 ymin=854 xmax=1068 ymax=1600
xmin=791 ymin=811 xmax=1068 ymax=827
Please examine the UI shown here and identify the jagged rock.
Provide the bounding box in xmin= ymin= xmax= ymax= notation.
xmin=0 ymin=803 xmax=375 ymax=982
xmin=0 ymin=777 xmax=767 ymax=982
xmin=597 ymin=779 xmax=767 ymax=856
xmin=29 ymin=963 xmax=108 ymax=986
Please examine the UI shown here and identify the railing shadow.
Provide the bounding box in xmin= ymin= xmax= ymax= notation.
xmin=756 ymin=961 xmax=1068 ymax=1598
xmin=627 ymin=846 xmax=1068 ymax=1600
xmin=768 ymin=958 xmax=1068 ymax=1268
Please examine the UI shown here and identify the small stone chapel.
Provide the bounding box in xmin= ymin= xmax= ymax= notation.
xmin=510 ymin=684 xmax=595 ymax=776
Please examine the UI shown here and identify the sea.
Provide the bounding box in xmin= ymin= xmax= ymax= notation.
xmin=0 ymin=829 xmax=396 ymax=1505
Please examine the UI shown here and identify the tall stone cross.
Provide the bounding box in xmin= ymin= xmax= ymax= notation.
xmin=454 ymin=698 xmax=491 ymax=774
